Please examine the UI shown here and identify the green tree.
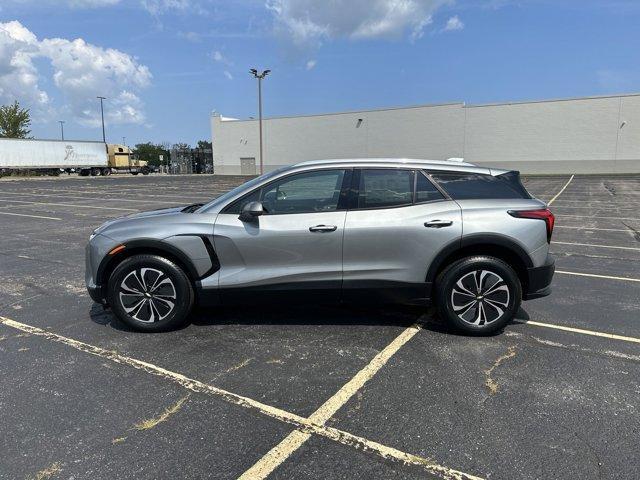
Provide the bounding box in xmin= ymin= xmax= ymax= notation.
xmin=196 ymin=140 xmax=212 ymax=150
xmin=0 ymin=101 xmax=32 ymax=138
xmin=132 ymin=142 xmax=169 ymax=167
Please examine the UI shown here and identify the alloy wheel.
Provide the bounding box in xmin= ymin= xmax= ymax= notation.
xmin=450 ymin=270 xmax=510 ymax=326
xmin=118 ymin=268 xmax=177 ymax=323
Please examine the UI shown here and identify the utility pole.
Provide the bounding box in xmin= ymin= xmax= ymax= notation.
xmin=122 ymin=136 xmax=126 ymax=146
xmin=97 ymin=96 xmax=107 ymax=143
xmin=249 ymin=69 xmax=270 ymax=175
xmin=58 ymin=121 xmax=65 ymax=141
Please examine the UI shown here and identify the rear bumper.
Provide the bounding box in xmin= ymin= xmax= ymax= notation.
xmin=523 ymin=254 xmax=555 ymax=300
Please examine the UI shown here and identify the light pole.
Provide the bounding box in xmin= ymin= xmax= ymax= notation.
xmin=249 ymin=68 xmax=270 ymax=175
xmin=122 ymin=136 xmax=126 ymax=146
xmin=58 ymin=121 xmax=65 ymax=141
xmin=97 ymin=96 xmax=107 ymax=143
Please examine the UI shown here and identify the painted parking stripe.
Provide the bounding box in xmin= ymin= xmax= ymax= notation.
xmin=557 ymin=214 xmax=640 ymax=221
xmin=0 ymin=317 xmax=481 ymax=480
xmin=556 ymin=270 xmax=640 ymax=283
xmin=0 ymin=211 xmax=62 ymax=221
xmin=0 ymin=190 xmax=183 ymax=206
xmin=0 ymin=198 xmax=138 ymax=212
xmin=547 ymin=175 xmax=574 ymax=205
xmin=553 ymin=241 xmax=640 ymax=251
xmin=239 ymin=324 xmax=422 ymax=480
xmin=555 ymin=226 xmax=632 ymax=233
xmin=518 ymin=320 xmax=640 ymax=345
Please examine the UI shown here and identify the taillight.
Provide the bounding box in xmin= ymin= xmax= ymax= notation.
xmin=508 ymin=208 xmax=555 ymax=243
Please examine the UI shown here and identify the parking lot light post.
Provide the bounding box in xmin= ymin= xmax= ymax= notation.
xmin=58 ymin=121 xmax=65 ymax=141
xmin=250 ymin=68 xmax=270 ymax=175
xmin=97 ymin=96 xmax=107 ymax=143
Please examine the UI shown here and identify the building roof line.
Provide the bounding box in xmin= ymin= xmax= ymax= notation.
xmin=213 ymin=92 xmax=640 ymax=122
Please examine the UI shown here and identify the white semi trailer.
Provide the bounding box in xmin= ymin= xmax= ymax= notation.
xmin=0 ymin=138 xmax=150 ymax=176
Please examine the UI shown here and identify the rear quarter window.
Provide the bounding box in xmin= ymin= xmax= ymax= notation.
xmin=430 ymin=172 xmax=531 ymax=200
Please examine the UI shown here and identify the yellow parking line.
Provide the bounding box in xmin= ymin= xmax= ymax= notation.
xmin=553 ymin=241 xmax=640 ymax=251
xmin=547 ymin=175 xmax=574 ymax=205
xmin=556 ymin=270 xmax=640 ymax=283
xmin=0 ymin=316 xmax=481 ymax=480
xmin=0 ymin=211 xmax=62 ymax=221
xmin=240 ymin=324 xmax=422 ymax=480
xmin=520 ymin=320 xmax=640 ymax=345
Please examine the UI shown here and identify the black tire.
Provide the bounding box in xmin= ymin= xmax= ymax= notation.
xmin=102 ymin=168 xmax=112 ymax=176
xmin=131 ymin=171 xmax=139 ymax=176
xmin=435 ymin=256 xmax=521 ymax=335
xmin=90 ymin=167 xmax=101 ymax=176
xmin=107 ymin=254 xmax=194 ymax=332
xmin=141 ymin=166 xmax=150 ymax=175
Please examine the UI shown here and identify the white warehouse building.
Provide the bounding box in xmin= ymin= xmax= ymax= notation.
xmin=211 ymin=93 xmax=640 ymax=176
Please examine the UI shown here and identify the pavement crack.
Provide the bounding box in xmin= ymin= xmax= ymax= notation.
xmin=218 ymin=358 xmax=253 ymax=377
xmin=29 ymin=461 xmax=62 ymax=480
xmin=484 ymin=345 xmax=517 ymax=395
xmin=621 ymin=222 xmax=640 ymax=243
xmin=133 ymin=394 xmax=190 ymax=431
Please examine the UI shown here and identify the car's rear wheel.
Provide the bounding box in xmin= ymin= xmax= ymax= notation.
xmin=435 ymin=256 xmax=521 ymax=335
xmin=107 ymin=254 xmax=194 ymax=332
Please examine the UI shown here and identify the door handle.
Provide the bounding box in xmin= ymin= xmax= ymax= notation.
xmin=424 ymin=220 xmax=453 ymax=228
xmin=309 ymin=224 xmax=338 ymax=233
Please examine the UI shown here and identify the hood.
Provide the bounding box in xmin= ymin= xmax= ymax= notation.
xmin=93 ymin=205 xmax=187 ymax=236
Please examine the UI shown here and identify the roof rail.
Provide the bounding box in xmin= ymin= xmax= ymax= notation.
xmin=446 ymin=157 xmax=466 ymax=163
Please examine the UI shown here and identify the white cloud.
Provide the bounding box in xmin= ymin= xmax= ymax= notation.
xmin=223 ymin=70 xmax=233 ymax=80
xmin=211 ymin=50 xmax=231 ymax=64
xmin=0 ymin=20 xmax=152 ymax=126
xmin=443 ymin=15 xmax=464 ymax=31
xmin=305 ymin=59 xmax=316 ymax=70
xmin=266 ymin=0 xmax=452 ymax=49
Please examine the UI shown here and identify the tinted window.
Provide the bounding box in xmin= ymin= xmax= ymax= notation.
xmin=430 ymin=172 xmax=531 ymax=200
xmin=358 ymin=169 xmax=413 ymax=209
xmin=224 ymin=169 xmax=345 ymax=215
xmin=415 ymin=172 xmax=445 ymax=203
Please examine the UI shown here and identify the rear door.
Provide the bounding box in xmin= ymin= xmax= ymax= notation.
xmin=213 ymin=168 xmax=350 ymax=302
xmin=342 ymin=168 xmax=462 ymax=303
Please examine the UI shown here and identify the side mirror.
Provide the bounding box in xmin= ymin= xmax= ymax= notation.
xmin=239 ymin=201 xmax=264 ymax=222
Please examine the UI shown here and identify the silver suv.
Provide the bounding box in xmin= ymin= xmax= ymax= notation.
xmin=86 ymin=159 xmax=555 ymax=334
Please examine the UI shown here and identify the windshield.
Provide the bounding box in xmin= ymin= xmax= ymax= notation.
xmin=197 ymin=166 xmax=291 ymax=212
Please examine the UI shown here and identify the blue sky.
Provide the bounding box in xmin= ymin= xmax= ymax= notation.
xmin=1 ymin=0 xmax=638 ymax=146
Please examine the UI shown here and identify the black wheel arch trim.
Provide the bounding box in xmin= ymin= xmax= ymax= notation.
xmin=96 ymin=236 xmax=220 ymax=288
xmin=425 ymin=233 xmax=534 ymax=285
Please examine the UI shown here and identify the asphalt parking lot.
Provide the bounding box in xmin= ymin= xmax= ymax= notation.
xmin=1 ymin=173 xmax=639 ymax=480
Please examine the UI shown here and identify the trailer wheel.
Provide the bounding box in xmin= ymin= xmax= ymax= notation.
xmin=90 ymin=167 xmax=101 ymax=176
xmin=141 ymin=166 xmax=150 ymax=175
xmin=102 ymin=168 xmax=111 ymax=176
xmin=131 ymin=171 xmax=139 ymax=176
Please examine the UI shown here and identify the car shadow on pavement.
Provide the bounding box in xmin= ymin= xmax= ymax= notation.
xmin=90 ymin=301 xmax=531 ymax=337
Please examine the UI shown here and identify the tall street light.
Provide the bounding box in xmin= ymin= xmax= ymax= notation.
xmin=97 ymin=96 xmax=107 ymax=143
xmin=58 ymin=121 xmax=65 ymax=141
xmin=249 ymin=68 xmax=270 ymax=175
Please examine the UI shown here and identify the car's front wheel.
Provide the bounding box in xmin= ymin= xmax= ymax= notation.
xmin=435 ymin=256 xmax=522 ymax=335
xmin=107 ymin=254 xmax=194 ymax=332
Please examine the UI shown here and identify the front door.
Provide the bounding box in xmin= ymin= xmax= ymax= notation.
xmin=213 ymin=168 xmax=349 ymax=303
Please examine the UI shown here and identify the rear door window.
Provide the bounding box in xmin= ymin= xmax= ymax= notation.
xmin=415 ymin=172 xmax=445 ymax=203
xmin=357 ymin=169 xmax=413 ymax=209
xmin=430 ymin=172 xmax=531 ymax=200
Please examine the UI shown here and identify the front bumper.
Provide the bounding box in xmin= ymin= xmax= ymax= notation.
xmin=523 ymin=254 xmax=555 ymax=300
xmin=87 ymin=283 xmax=106 ymax=304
